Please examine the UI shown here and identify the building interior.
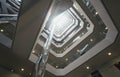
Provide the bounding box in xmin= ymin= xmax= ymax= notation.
xmin=0 ymin=0 xmax=120 ymax=77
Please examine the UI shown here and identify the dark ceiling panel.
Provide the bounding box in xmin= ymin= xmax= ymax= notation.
xmin=12 ymin=0 xmax=52 ymax=59
xmin=63 ymin=0 xmax=120 ymax=77
xmin=102 ymin=0 xmax=120 ymax=31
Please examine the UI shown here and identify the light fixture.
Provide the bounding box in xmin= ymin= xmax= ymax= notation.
xmin=56 ymin=66 xmax=58 ymax=68
xmin=0 ymin=29 xmax=4 ymax=32
xmin=86 ymin=66 xmax=90 ymax=70
xmin=90 ymin=39 xmax=93 ymax=42
xmin=32 ymin=50 xmax=35 ymax=53
xmin=95 ymin=12 xmax=98 ymax=15
xmin=105 ymin=27 xmax=108 ymax=30
xmin=65 ymin=58 xmax=68 ymax=61
xmin=11 ymin=69 xmax=14 ymax=72
xmin=108 ymin=52 xmax=112 ymax=56
xmin=21 ymin=68 xmax=24 ymax=71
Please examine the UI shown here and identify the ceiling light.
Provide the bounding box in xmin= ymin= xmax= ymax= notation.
xmin=21 ymin=68 xmax=24 ymax=71
xmin=105 ymin=27 xmax=108 ymax=30
xmin=90 ymin=39 xmax=93 ymax=42
xmin=108 ymin=52 xmax=112 ymax=56
xmin=11 ymin=69 xmax=14 ymax=72
xmin=86 ymin=66 xmax=90 ymax=70
xmin=0 ymin=29 xmax=4 ymax=32
xmin=95 ymin=12 xmax=98 ymax=15
xmin=65 ymin=58 xmax=68 ymax=61
xmin=32 ymin=50 xmax=35 ymax=53
xmin=55 ymin=66 xmax=58 ymax=68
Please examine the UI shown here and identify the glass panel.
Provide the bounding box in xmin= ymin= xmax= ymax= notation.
xmin=50 ymin=10 xmax=74 ymax=37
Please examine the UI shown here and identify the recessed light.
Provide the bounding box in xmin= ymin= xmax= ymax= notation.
xmin=0 ymin=29 xmax=4 ymax=32
xmin=65 ymin=58 xmax=68 ymax=61
xmin=95 ymin=12 xmax=98 ymax=15
xmin=90 ymin=39 xmax=93 ymax=42
xmin=11 ymin=69 xmax=14 ymax=72
xmin=105 ymin=27 xmax=108 ymax=30
xmin=55 ymin=66 xmax=58 ymax=68
xmin=32 ymin=50 xmax=35 ymax=53
xmin=21 ymin=68 xmax=24 ymax=71
xmin=108 ymin=52 xmax=112 ymax=56
xmin=86 ymin=66 xmax=90 ymax=70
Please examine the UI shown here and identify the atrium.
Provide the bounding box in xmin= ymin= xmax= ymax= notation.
xmin=0 ymin=0 xmax=120 ymax=77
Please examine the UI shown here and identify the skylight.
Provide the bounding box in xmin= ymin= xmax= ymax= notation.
xmin=29 ymin=0 xmax=118 ymax=76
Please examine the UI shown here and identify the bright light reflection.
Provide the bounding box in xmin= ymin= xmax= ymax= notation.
xmin=0 ymin=29 xmax=4 ymax=32
xmin=18 ymin=0 xmax=21 ymax=2
xmin=50 ymin=10 xmax=74 ymax=37
xmin=108 ymin=52 xmax=112 ymax=56
xmin=21 ymin=68 xmax=24 ymax=71
xmin=32 ymin=50 xmax=35 ymax=53
xmin=86 ymin=66 xmax=90 ymax=69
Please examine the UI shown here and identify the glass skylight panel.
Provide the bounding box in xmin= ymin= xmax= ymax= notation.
xmin=50 ymin=10 xmax=75 ymax=38
xmin=42 ymin=7 xmax=84 ymax=47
